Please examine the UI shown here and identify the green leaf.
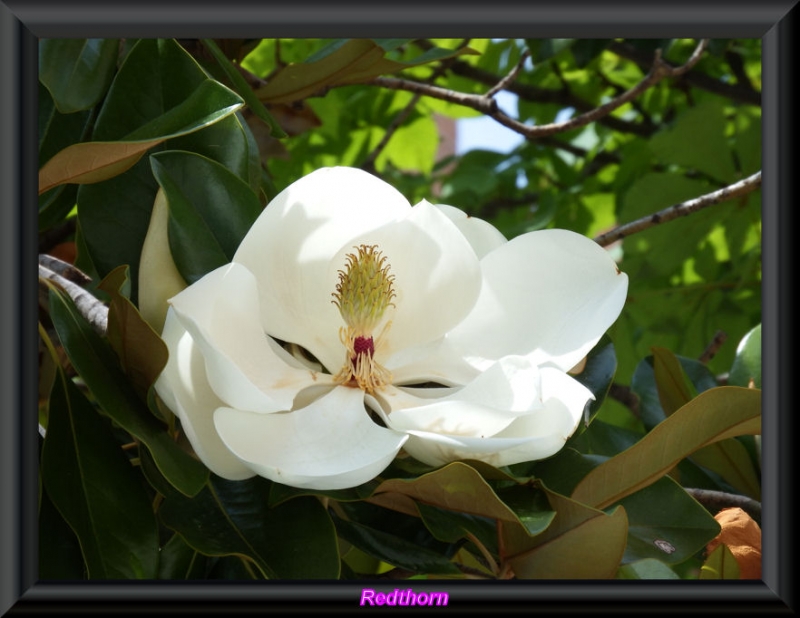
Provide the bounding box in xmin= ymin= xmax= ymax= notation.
xmin=502 ymin=484 xmax=629 ymax=579
xmin=38 ymin=80 xmax=93 ymax=169
xmin=39 ymin=39 xmax=119 ymax=114
xmin=39 ymin=80 xmax=243 ymax=195
xmin=617 ymin=558 xmax=679 ymax=579
xmin=619 ymin=173 xmax=717 ymax=277
xmin=157 ymin=533 xmax=209 ymax=580
xmin=200 ymin=38 xmax=286 ymax=138
xmin=729 ymin=323 xmax=761 ymax=389
xmin=617 ymin=476 xmax=721 ymax=565
xmin=571 ymin=387 xmax=761 ymax=509
xmin=649 ymin=100 xmax=737 ymax=184
xmin=254 ymin=39 xmax=477 ymax=104
xmin=48 ymin=287 xmax=209 ymax=497
xmin=39 ymin=475 xmax=87 ymax=580
xmin=700 ymin=543 xmax=740 ymax=579
xmin=375 ymin=116 xmax=439 ymax=174
xmin=569 ymin=335 xmax=618 ymax=432
xmin=633 ymin=350 xmax=761 ymax=499
xmin=333 ymin=516 xmax=461 ymax=576
xmin=76 ymin=156 xmax=160 ymax=300
xmin=153 ymin=468 xmax=340 ymax=579
xmin=415 ymin=502 xmax=499 ymax=554
xmin=690 ymin=437 xmax=762 ymax=500
xmin=632 ymin=351 xmax=718 ymax=430
xmin=149 ymin=150 xmax=263 ymax=283
xmin=40 ymin=369 xmax=159 ymax=578
xmin=525 ymin=39 xmax=577 ymax=63
xmin=371 ymin=462 xmax=530 ymax=525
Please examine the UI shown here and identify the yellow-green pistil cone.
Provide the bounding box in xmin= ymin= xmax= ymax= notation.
xmin=331 ymin=244 xmax=395 ymax=393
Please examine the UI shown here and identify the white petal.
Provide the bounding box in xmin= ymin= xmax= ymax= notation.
xmin=155 ymin=309 xmax=254 ymax=480
xmin=169 ymin=263 xmax=328 ymax=414
xmin=448 ymin=228 xmax=628 ymax=372
xmin=381 ymin=354 xmax=543 ymax=414
xmin=233 ymin=167 xmax=411 ymax=373
xmin=337 ymin=199 xmax=482 ymax=357
xmin=385 ymin=337 xmax=480 ymax=387
xmin=434 ymin=203 xmax=508 ymax=259
xmin=214 ymin=387 xmax=408 ymax=490
xmin=391 ymin=365 xmax=592 ymax=468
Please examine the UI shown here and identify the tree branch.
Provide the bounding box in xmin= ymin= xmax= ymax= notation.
xmin=684 ymin=488 xmax=761 ymax=525
xmin=699 ymin=330 xmax=728 ymax=364
xmin=593 ymin=171 xmax=761 ymax=247
xmin=608 ymin=41 xmax=762 ymax=107
xmin=371 ymin=40 xmax=708 ymax=143
xmin=414 ymin=39 xmax=657 ymax=138
xmin=38 ymin=255 xmax=107 ymax=335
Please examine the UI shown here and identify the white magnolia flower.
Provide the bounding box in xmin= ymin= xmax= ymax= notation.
xmin=154 ymin=166 xmax=628 ymax=490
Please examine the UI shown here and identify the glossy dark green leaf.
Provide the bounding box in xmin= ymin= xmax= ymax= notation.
xmin=333 ymin=516 xmax=461 ymax=576
xmin=569 ymin=418 xmax=644 ymax=458
xmin=522 ymin=447 xmax=600 ymax=496
xmin=632 ymin=351 xmax=718 ymax=431
xmin=76 ymin=156 xmax=159 ymax=299
xmin=38 ymin=81 xmax=93 ymax=167
xmin=617 ymin=558 xmax=679 ymax=579
xmin=150 ymin=150 xmax=263 ymax=283
xmin=39 ymin=476 xmax=87 ymax=580
xmin=39 ymin=184 xmax=78 ymax=233
xmin=729 ymin=323 xmax=761 ymax=389
xmin=617 ymin=476 xmax=720 ymax=565
xmin=268 ymin=478 xmax=379 ymax=506
xmin=39 ymin=39 xmax=119 ymax=114
xmin=569 ymin=335 xmax=618 ymax=432
xmin=154 ymin=467 xmax=340 ymax=579
xmin=415 ymin=502 xmax=498 ymax=555
xmin=200 ymin=38 xmax=286 ymax=138
xmin=157 ymin=533 xmax=209 ymax=580
xmin=494 ymin=485 xmax=557 ymax=536
xmin=41 ymin=370 xmax=159 ymax=578
xmin=48 ymin=287 xmax=209 ymax=497
xmin=92 ymin=39 xmax=236 ymax=141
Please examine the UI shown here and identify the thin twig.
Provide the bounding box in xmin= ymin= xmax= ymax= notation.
xmin=609 ymin=383 xmax=641 ymax=418
xmin=698 ymin=330 xmax=728 ymax=364
xmin=485 ymin=49 xmax=530 ymax=99
xmin=414 ymin=39 xmax=657 ymax=137
xmin=684 ymin=488 xmax=761 ymax=525
xmin=371 ymin=40 xmax=708 ymax=142
xmin=593 ymin=171 xmax=761 ymax=247
xmin=608 ymin=40 xmax=762 ymax=107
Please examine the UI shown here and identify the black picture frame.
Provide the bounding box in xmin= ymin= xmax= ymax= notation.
xmin=3 ymin=1 xmax=795 ymax=614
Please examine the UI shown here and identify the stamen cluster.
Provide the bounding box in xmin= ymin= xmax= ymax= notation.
xmin=331 ymin=244 xmax=396 ymax=393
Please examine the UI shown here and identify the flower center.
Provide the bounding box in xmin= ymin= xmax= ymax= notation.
xmin=331 ymin=244 xmax=395 ymax=393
